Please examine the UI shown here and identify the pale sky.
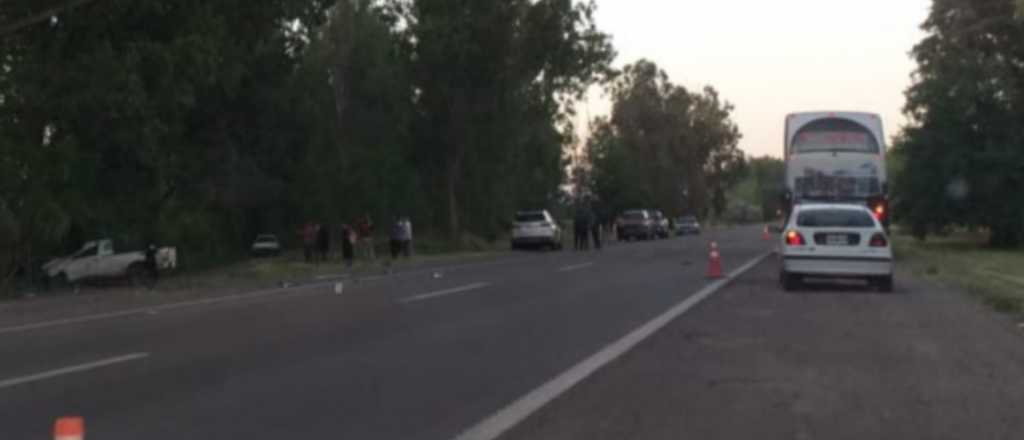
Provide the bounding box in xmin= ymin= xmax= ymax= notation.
xmin=584 ymin=0 xmax=931 ymax=158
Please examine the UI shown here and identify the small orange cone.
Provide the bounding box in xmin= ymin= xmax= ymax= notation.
xmin=54 ymin=417 xmax=84 ymax=440
xmin=707 ymin=242 xmax=723 ymax=279
xmin=762 ymin=225 xmax=772 ymax=241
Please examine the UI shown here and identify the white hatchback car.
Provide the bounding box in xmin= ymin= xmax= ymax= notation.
xmin=779 ymin=203 xmax=893 ymax=292
xmin=511 ymin=210 xmax=563 ymax=250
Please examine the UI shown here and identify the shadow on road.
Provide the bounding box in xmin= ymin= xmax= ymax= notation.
xmin=791 ymin=277 xmax=905 ymax=295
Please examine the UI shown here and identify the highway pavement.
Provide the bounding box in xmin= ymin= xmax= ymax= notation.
xmin=2 ymin=224 xmax=1022 ymax=439
xmin=0 ymin=226 xmax=769 ymax=439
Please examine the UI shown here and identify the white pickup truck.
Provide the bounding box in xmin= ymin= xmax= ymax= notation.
xmin=43 ymin=239 xmax=177 ymax=285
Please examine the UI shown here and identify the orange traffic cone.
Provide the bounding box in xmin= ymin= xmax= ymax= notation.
xmin=707 ymin=242 xmax=723 ymax=279
xmin=762 ymin=226 xmax=772 ymax=241
xmin=54 ymin=417 xmax=84 ymax=440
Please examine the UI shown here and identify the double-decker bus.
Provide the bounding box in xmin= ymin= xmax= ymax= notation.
xmin=783 ymin=111 xmax=888 ymax=224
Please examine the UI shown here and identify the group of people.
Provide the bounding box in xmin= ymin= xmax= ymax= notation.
xmin=301 ymin=215 xmax=413 ymax=267
xmin=573 ymin=208 xmax=602 ymax=251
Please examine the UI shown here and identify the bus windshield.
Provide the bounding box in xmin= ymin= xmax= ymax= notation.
xmin=791 ymin=118 xmax=880 ymax=154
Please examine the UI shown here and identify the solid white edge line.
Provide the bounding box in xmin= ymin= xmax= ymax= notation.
xmin=557 ymin=262 xmax=594 ymax=273
xmin=399 ymin=282 xmax=492 ymax=304
xmin=0 ymin=353 xmax=150 ymax=390
xmin=452 ymin=251 xmax=774 ymax=440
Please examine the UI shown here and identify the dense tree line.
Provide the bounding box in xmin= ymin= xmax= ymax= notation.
xmin=0 ymin=1 xmax=751 ymax=294
xmin=577 ymin=60 xmax=745 ymax=221
xmin=0 ymin=0 xmax=614 ymax=285
xmin=893 ymin=0 xmax=1024 ymax=247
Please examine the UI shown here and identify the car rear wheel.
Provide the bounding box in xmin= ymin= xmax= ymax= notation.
xmin=780 ymin=271 xmax=801 ymax=292
xmin=875 ymin=275 xmax=894 ymax=293
xmin=49 ymin=273 xmax=70 ymax=291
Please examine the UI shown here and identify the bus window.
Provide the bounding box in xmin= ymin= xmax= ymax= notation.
xmin=790 ymin=118 xmax=880 ymax=154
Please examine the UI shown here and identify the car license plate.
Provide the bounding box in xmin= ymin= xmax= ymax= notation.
xmin=826 ymin=234 xmax=848 ymax=246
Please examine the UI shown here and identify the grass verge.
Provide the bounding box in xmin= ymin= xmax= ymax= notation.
xmin=894 ymin=230 xmax=1024 ymax=316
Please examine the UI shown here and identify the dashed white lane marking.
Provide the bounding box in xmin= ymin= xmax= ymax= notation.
xmin=557 ymin=262 xmax=594 ymax=273
xmin=399 ymin=282 xmax=492 ymax=304
xmin=452 ymin=251 xmax=774 ymax=440
xmin=0 ymin=284 xmax=323 ymax=336
xmin=0 ymin=353 xmax=150 ymax=390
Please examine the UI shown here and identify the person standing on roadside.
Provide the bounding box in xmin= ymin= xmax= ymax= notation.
xmin=401 ymin=216 xmax=413 ymax=258
xmin=357 ymin=214 xmax=375 ymax=261
xmin=316 ymin=222 xmax=330 ymax=263
xmin=341 ymin=223 xmax=355 ymax=268
xmin=574 ymin=209 xmax=590 ymax=251
xmin=591 ymin=210 xmax=602 ymax=251
xmin=144 ymin=243 xmax=159 ymax=289
xmin=389 ymin=217 xmax=404 ymax=260
xmin=302 ymin=222 xmax=317 ymax=263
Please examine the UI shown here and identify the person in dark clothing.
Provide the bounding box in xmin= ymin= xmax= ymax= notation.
xmin=591 ymin=214 xmax=602 ymax=250
xmin=144 ymin=244 xmax=159 ymax=289
xmin=316 ymin=223 xmax=330 ymax=263
xmin=574 ymin=210 xmax=590 ymax=251
xmin=341 ymin=224 xmax=355 ymax=268
xmin=389 ymin=218 xmax=404 ymax=260
xmin=302 ymin=222 xmax=316 ymax=263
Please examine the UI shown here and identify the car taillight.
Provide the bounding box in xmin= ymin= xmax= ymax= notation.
xmin=870 ymin=200 xmax=888 ymax=220
xmin=785 ymin=230 xmax=806 ymax=246
xmin=869 ymin=233 xmax=888 ymax=247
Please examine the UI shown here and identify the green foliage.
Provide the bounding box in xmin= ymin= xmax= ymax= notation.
xmin=897 ymin=0 xmax=1024 ymax=247
xmin=729 ymin=156 xmax=785 ymax=221
xmin=584 ymin=60 xmax=744 ymax=219
xmin=0 ymin=0 xmax=617 ymax=289
xmin=391 ymin=0 xmax=616 ymax=237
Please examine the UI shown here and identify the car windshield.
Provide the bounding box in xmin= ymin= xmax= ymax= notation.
xmin=255 ymin=236 xmax=277 ymax=243
xmin=622 ymin=211 xmax=646 ymax=220
xmin=797 ymin=209 xmax=876 ymax=228
xmin=680 ymin=216 xmax=697 ymax=223
xmin=515 ymin=213 xmax=546 ymax=223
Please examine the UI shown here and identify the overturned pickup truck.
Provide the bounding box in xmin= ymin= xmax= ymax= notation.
xmin=43 ymin=239 xmax=177 ymax=286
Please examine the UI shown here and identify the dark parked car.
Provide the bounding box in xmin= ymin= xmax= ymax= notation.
xmin=675 ymin=215 xmax=701 ymax=235
xmin=616 ymin=209 xmax=657 ymax=241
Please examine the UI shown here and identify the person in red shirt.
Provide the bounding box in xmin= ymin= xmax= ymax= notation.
xmin=301 ymin=222 xmax=317 ymax=263
xmin=356 ymin=215 xmax=375 ymax=261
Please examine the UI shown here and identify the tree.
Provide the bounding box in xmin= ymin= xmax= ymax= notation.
xmin=586 ymin=60 xmax=744 ymax=219
xmin=898 ymin=0 xmax=1024 ymax=247
xmin=391 ymin=0 xmax=615 ymax=238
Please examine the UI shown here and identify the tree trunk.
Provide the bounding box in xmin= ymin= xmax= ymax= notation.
xmin=445 ymin=90 xmax=470 ymax=239
xmin=446 ymin=168 xmax=460 ymax=240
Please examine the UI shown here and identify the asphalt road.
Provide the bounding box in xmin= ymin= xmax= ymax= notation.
xmin=2 ymin=225 xmax=1021 ymax=439
xmin=0 ymin=226 xmax=769 ymax=439
xmin=502 ymin=253 xmax=1024 ymax=440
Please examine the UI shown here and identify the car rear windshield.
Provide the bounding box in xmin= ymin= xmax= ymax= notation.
xmin=515 ymin=212 xmax=546 ymax=222
xmin=797 ymin=209 xmax=876 ymax=228
xmin=679 ymin=216 xmax=697 ymax=223
xmin=622 ymin=211 xmax=646 ymax=220
xmin=256 ymin=236 xmax=277 ymax=243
